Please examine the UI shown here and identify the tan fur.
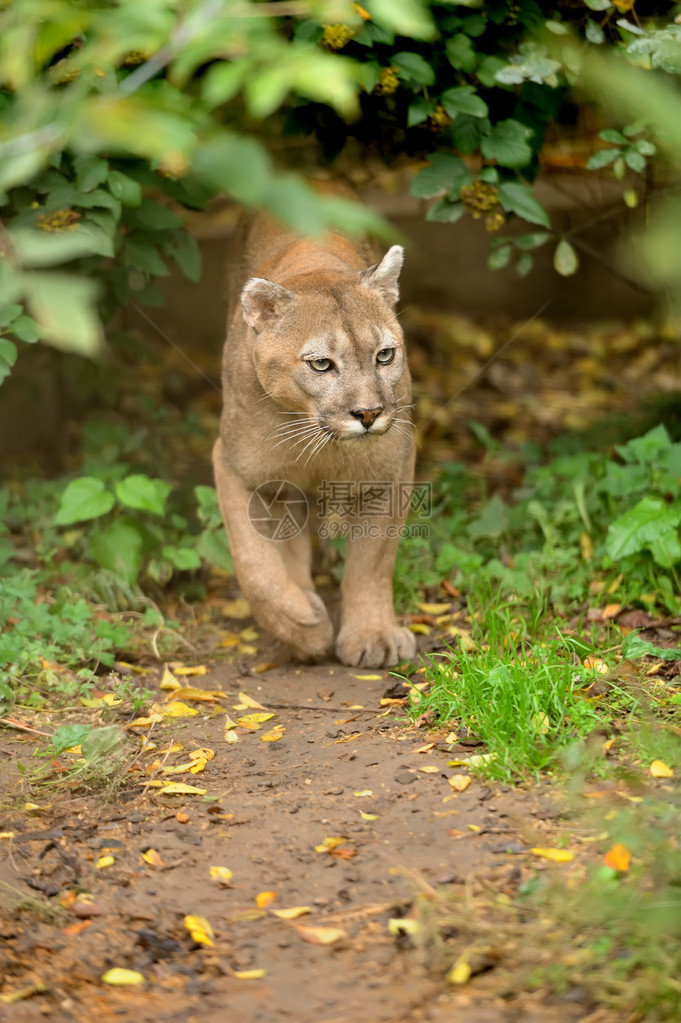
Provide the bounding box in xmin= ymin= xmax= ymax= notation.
xmin=213 ymin=211 xmax=416 ymax=668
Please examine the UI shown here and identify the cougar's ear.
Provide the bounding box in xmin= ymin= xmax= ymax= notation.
xmin=241 ymin=278 xmax=295 ymax=333
xmin=359 ymin=245 xmax=404 ymax=308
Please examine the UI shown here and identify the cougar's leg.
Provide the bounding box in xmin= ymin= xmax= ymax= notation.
xmin=212 ymin=438 xmax=333 ymax=660
xmin=335 ymin=444 xmax=417 ymax=669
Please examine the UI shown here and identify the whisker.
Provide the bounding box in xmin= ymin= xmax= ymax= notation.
xmin=304 ymin=430 xmax=333 ymax=466
xmin=274 ymin=427 xmax=320 ymax=448
xmin=296 ymin=430 xmax=324 ymax=463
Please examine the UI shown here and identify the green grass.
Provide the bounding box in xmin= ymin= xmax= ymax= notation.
xmin=410 ymin=597 xmax=640 ymax=780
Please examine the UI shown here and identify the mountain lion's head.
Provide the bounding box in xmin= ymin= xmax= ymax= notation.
xmin=240 ymin=246 xmax=410 ymax=453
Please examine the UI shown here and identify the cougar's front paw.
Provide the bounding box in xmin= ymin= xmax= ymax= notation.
xmin=253 ymin=585 xmax=333 ymax=662
xmin=335 ymin=623 xmax=416 ymax=668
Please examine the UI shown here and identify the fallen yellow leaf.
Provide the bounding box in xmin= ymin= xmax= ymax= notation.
xmin=354 ymin=789 xmax=373 ymax=797
xmin=604 ymin=843 xmax=631 ymax=872
xmin=234 ymin=692 xmax=267 ymax=711
xmin=650 ymin=759 xmax=674 ymax=778
xmin=169 ymin=663 xmax=207 ymax=676
xmin=419 ymin=765 xmax=440 ymax=774
xmin=446 ymin=958 xmax=471 ymax=985
xmin=255 ymin=891 xmax=277 ymax=909
xmin=359 ymin=810 xmax=378 ymax=821
xmin=238 ymin=712 xmax=275 ymax=730
xmin=387 ymin=918 xmax=420 ymax=936
xmin=416 ymin=601 xmax=451 ymax=615
xmin=160 ymin=666 xmax=180 ymax=690
xmin=209 ymin=865 xmax=233 ymax=883
xmin=101 ymin=968 xmax=145 ymax=986
xmin=0 ymin=832 xmax=15 ymax=840
xmin=225 ymin=729 xmax=239 ymax=744
xmin=220 ymin=599 xmax=251 ymax=619
xmin=232 ymin=969 xmax=266 ymax=980
xmin=127 ymin=712 xmax=164 ymax=729
xmin=169 ymin=688 xmax=226 ymax=703
xmin=141 ymin=848 xmax=163 ymax=868
xmin=0 ymin=982 xmax=48 ymax=1003
xmin=351 ymin=673 xmax=383 ymax=680
xmin=408 ymin=623 xmax=431 ymax=635
xmin=239 ymin=626 xmax=259 ymax=642
xmin=415 ymin=743 xmax=435 ymax=753
xmin=530 ymin=847 xmax=575 ymax=863
xmin=157 ymin=782 xmax=206 ymax=795
xmin=315 ymin=836 xmax=348 ymax=853
xmin=260 ymin=725 xmax=285 ymax=742
xmin=296 ymin=925 xmax=347 ymax=945
xmin=185 ymin=914 xmax=215 ymax=946
xmin=151 ymin=700 xmax=198 ymax=719
xmin=96 ymin=855 xmax=115 ymax=869
xmin=448 ymin=775 xmax=472 ymax=792
xmin=271 ymin=906 xmax=312 ymax=920
xmin=448 ymin=752 xmax=498 ymax=768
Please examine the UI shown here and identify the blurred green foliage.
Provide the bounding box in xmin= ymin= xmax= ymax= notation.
xmin=1 ymin=0 xmax=680 ymax=378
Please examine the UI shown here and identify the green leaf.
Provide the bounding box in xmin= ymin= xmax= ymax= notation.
xmin=90 ymin=518 xmax=144 ymax=585
xmin=515 ymin=232 xmax=552 ymax=250
xmin=625 ymin=150 xmax=646 ymax=172
xmin=585 ymin=20 xmax=605 ymax=45
xmin=123 ymin=237 xmax=169 ymax=277
xmin=0 ymin=303 xmax=22 ymax=328
xmin=364 ymin=0 xmax=434 ymax=40
xmin=24 ymin=273 xmax=103 ymax=356
xmin=585 ymin=0 xmax=611 ymax=8
xmin=107 ymin=169 xmax=143 ymax=208
xmin=480 ymin=120 xmax=534 ymax=169
xmin=202 ymin=60 xmax=251 ymax=107
xmin=516 ymin=251 xmax=534 ymax=276
xmin=441 ymin=86 xmax=488 ymax=119
xmin=410 ymin=153 xmax=470 ymax=199
xmin=446 ymin=33 xmax=477 ymax=73
xmin=606 ymin=496 xmax=681 ymax=560
xmin=407 ymin=96 xmax=435 ymax=127
xmin=10 ymin=226 xmax=108 ymax=267
xmin=392 ymin=52 xmax=435 ymax=86
xmin=55 ymin=477 xmax=115 ymax=526
xmin=617 ymin=424 xmax=671 ymax=465
xmin=599 ymin=129 xmax=627 ymax=144
xmin=81 ymin=725 xmax=128 ymax=765
xmin=622 ymin=632 xmax=681 ymax=661
xmin=586 ymin=149 xmax=619 ymax=170
xmin=650 ymin=531 xmax=681 ymax=569
xmin=451 ymin=114 xmax=487 ymax=155
xmin=115 ymin=474 xmax=172 ymax=516
xmin=425 ymin=200 xmax=465 ymax=223
xmin=488 ymin=243 xmax=512 ymax=270
xmin=553 ymin=239 xmax=579 ymax=276
xmin=162 ymin=545 xmax=202 ymax=571
xmin=73 ymin=154 xmax=109 ymax=193
xmin=196 ymin=528 xmax=233 ymax=572
xmin=497 ymin=182 xmax=550 ymax=227
xmin=193 ymin=134 xmax=272 ymax=206
xmin=11 ymin=314 xmax=40 ymax=342
xmin=0 ymin=338 xmax=18 ymax=384
xmin=477 ymin=55 xmax=507 ymax=88
xmin=135 ymin=198 xmax=183 ymax=230
xmin=51 ymin=724 xmax=92 ymax=756
xmin=167 ymin=230 xmax=201 ymax=282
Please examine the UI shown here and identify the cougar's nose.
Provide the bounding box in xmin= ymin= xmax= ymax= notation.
xmin=350 ymin=406 xmax=383 ymax=429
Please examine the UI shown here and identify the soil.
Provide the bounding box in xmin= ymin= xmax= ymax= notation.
xmin=0 ymin=655 xmax=606 ymax=1023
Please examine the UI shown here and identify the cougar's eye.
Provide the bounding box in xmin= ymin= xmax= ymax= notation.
xmin=376 ymin=348 xmax=395 ymax=365
xmin=307 ymin=357 xmax=333 ymax=373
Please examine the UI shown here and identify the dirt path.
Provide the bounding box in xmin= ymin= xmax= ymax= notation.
xmin=1 ymin=662 xmax=598 ymax=1023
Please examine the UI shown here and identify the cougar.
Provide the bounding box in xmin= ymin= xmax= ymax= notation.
xmin=212 ymin=208 xmax=416 ymax=668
